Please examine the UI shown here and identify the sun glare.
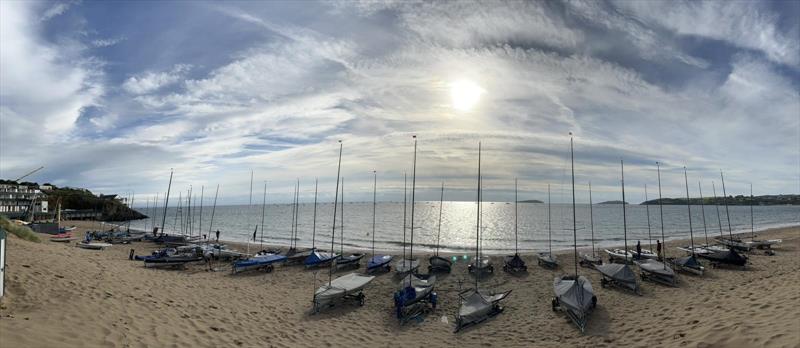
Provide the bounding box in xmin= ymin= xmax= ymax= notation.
xmin=449 ymin=79 xmax=484 ymax=112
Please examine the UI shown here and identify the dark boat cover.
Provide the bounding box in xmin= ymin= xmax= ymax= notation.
xmin=671 ymin=255 xmax=703 ymax=269
xmin=595 ymin=263 xmax=638 ymax=291
xmin=367 ymin=254 xmax=393 ymax=270
xmin=429 ymin=255 xmax=452 ymax=270
xmin=304 ymin=250 xmax=338 ymax=267
xmin=336 ymin=253 xmax=364 ymax=265
xmin=504 ymin=254 xmax=526 ymax=269
xmin=396 ymin=274 xmax=436 ymax=306
xmin=698 ymin=248 xmax=747 ymax=266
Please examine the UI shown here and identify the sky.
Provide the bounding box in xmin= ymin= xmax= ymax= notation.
xmin=1 ymin=0 xmax=798 ymax=205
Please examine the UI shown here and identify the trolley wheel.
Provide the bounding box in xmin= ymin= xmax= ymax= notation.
xmin=488 ymin=266 xmax=494 ymax=273
xmin=428 ymin=265 xmax=433 ymax=273
xmin=551 ymin=298 xmax=558 ymax=311
xmin=358 ymin=294 xmax=366 ymax=306
xmin=265 ymin=264 xmax=274 ymax=273
xmin=601 ymin=278 xmax=608 ymax=288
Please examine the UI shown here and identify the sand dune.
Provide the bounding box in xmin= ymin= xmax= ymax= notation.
xmin=1 ymin=221 xmax=797 ymax=348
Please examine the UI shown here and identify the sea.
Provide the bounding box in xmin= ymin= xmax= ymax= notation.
xmin=130 ymin=202 xmax=799 ymax=255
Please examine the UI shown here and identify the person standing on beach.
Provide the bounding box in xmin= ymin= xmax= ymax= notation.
xmin=636 ymin=240 xmax=642 ymax=260
xmin=656 ymin=240 xmax=662 ymax=261
xmin=215 ymin=230 xmax=220 ymax=243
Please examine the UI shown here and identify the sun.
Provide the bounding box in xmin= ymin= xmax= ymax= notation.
xmin=449 ymin=79 xmax=484 ymax=112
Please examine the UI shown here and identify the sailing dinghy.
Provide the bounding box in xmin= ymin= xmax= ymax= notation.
xmin=455 ymin=142 xmax=511 ymax=332
xmin=553 ymin=134 xmax=598 ymax=332
xmin=595 ymin=160 xmax=640 ymax=295
xmin=367 ymin=172 xmax=393 ymax=273
xmin=579 ymin=183 xmax=602 ymax=268
xmin=313 ymin=272 xmax=375 ymax=313
xmin=311 ymin=140 xmax=375 ymax=313
xmin=334 ymin=178 xmax=365 ymax=270
xmin=428 ymin=182 xmax=452 ymax=273
xmin=503 ymin=179 xmax=527 ymax=273
xmin=635 ymin=177 xmax=677 ymax=285
xmin=537 ymin=185 xmax=559 ymax=269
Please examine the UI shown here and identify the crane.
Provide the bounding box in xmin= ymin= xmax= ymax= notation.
xmin=13 ymin=166 xmax=44 ymax=182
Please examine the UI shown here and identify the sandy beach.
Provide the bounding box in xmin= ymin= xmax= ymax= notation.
xmin=0 ymin=221 xmax=798 ymax=348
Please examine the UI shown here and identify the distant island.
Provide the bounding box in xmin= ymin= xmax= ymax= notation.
xmin=599 ymin=200 xmax=628 ymax=204
xmin=518 ymin=199 xmax=543 ymax=203
xmin=641 ymin=194 xmax=800 ymax=206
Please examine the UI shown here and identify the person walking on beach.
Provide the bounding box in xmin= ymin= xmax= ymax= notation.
xmin=656 ymin=240 xmax=662 ymax=261
xmin=215 ymin=230 xmax=220 ymax=243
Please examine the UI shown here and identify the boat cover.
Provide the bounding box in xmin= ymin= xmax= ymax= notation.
xmin=698 ymin=248 xmax=747 ymax=266
xmin=457 ymin=289 xmax=511 ymax=324
xmin=553 ymin=275 xmax=594 ymax=320
xmin=233 ymin=254 xmax=287 ymax=271
xmin=636 ymin=259 xmax=675 ymax=277
xmin=395 ymin=258 xmax=420 ymax=274
xmin=604 ymin=249 xmax=633 ymax=262
xmin=367 ymin=255 xmax=393 ymax=270
xmin=595 ymin=263 xmax=638 ymax=291
xmin=580 ymin=253 xmax=602 ymax=264
xmin=631 ymin=249 xmax=658 ymax=259
xmin=429 ymin=255 xmax=452 ymax=270
xmin=396 ymin=274 xmax=436 ymax=306
xmin=315 ymin=273 xmax=375 ymax=305
xmin=304 ymin=250 xmax=338 ymax=266
xmin=504 ymin=254 xmax=526 ymax=269
xmin=671 ymin=255 xmax=703 ymax=269
xmin=336 ymin=253 xmax=364 ymax=265
xmin=537 ymin=253 xmax=558 ymax=266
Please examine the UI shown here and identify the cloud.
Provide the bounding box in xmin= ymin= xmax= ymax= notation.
xmin=1 ymin=1 xmax=798 ymax=204
xmin=614 ymin=0 xmax=800 ymax=67
xmin=122 ymin=64 xmax=191 ymax=95
xmin=40 ymin=1 xmax=74 ymax=21
xmin=0 ymin=1 xmax=103 ymax=157
xmin=91 ymin=36 xmax=125 ymax=48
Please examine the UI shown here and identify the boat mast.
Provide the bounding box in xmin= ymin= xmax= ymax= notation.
xmin=683 ymin=167 xmax=695 ymax=254
xmin=712 ymin=181 xmax=724 ymax=238
xmin=371 ymin=171 xmax=377 ymax=256
xmin=340 ymin=178 xmax=344 ymax=255
xmin=174 ymin=191 xmax=181 ymax=234
xmin=294 ymin=179 xmax=300 ymax=250
xmin=750 ymin=183 xmax=754 ymax=239
xmin=260 ymin=182 xmax=267 ymax=250
xmin=402 ymin=173 xmax=407 ymax=263
xmin=569 ymin=134 xmax=577 ymax=277
xmin=290 ymin=181 xmax=298 ymax=250
xmin=548 ymin=184 xmax=552 ymax=256
xmin=312 ymin=178 xmax=318 ymax=250
xmin=698 ymin=182 xmax=709 ymax=245
xmin=621 ymin=160 xmax=628 ymax=259
xmin=720 ymin=171 xmax=733 ymax=239
xmin=474 ymin=142 xmax=481 ymax=288
xmin=329 ymin=140 xmax=343 ymax=286
xmin=207 ymin=184 xmax=219 ymax=236
xmin=436 ymin=182 xmax=444 ymax=256
xmin=656 ymin=162 xmax=667 ymax=260
xmin=198 ymin=186 xmax=204 ymax=239
xmin=514 ymin=178 xmax=519 ymax=255
xmin=144 ymin=197 xmax=150 ymax=233
xmin=409 ymin=135 xmax=418 ymax=262
xmin=589 ymin=182 xmax=595 ymax=258
xmin=645 ymin=185 xmax=653 ymax=252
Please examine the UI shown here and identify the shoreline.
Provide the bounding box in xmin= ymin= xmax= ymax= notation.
xmin=115 ymin=220 xmax=800 ymax=256
xmin=1 ymin=220 xmax=797 ymax=347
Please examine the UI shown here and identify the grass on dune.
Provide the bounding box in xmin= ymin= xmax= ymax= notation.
xmin=0 ymin=215 xmax=41 ymax=243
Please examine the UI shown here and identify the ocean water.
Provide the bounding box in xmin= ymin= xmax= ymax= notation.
xmin=131 ymin=202 xmax=800 ymax=255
